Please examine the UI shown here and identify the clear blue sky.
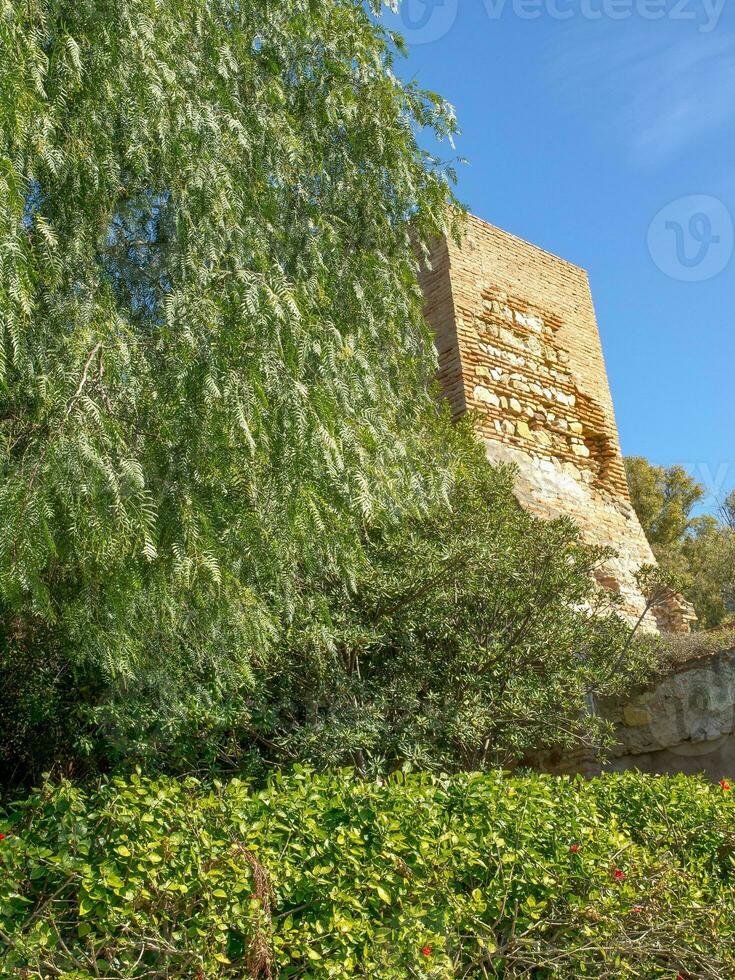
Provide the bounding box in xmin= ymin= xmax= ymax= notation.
xmin=378 ymin=0 xmax=734 ymax=514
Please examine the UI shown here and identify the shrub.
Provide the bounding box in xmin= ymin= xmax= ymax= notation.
xmin=253 ymin=444 xmax=660 ymax=776
xmin=2 ymin=770 xmax=734 ymax=977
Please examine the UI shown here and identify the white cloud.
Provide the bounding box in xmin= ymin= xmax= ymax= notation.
xmin=546 ymin=23 xmax=735 ymax=168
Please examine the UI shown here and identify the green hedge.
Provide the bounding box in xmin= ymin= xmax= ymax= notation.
xmin=1 ymin=770 xmax=734 ymax=977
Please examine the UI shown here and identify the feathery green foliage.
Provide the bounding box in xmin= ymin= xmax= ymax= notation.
xmin=0 ymin=0 xmax=460 ymax=775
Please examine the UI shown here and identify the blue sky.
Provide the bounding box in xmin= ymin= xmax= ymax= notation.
xmin=378 ymin=0 xmax=734 ymax=514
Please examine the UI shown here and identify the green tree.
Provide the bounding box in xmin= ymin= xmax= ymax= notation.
xmin=0 ymin=0 xmax=460 ymax=779
xmin=682 ymin=516 xmax=733 ymax=629
xmin=624 ymin=457 xmax=704 ymax=549
xmin=722 ymin=490 xmax=735 ymax=531
xmin=625 ymin=458 xmax=735 ymax=629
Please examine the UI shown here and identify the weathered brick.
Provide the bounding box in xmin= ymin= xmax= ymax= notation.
xmin=418 ymin=213 xmax=691 ymax=631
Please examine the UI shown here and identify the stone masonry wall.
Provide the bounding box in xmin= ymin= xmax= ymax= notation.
xmin=602 ymin=646 xmax=735 ymax=780
xmin=418 ymin=214 xmax=688 ymax=629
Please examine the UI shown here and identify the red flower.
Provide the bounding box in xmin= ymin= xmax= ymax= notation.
xmin=613 ymin=869 xmax=626 ymax=882
xmin=631 ymin=906 xmax=643 ymax=913
xmin=719 ymin=779 xmax=731 ymax=791
xmin=569 ymin=843 xmax=581 ymax=853
xmin=0 ymin=834 xmax=5 ymax=841
xmin=421 ymin=946 xmax=433 ymax=957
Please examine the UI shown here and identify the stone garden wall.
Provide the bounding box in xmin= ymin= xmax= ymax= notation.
xmin=602 ymin=646 xmax=735 ymax=779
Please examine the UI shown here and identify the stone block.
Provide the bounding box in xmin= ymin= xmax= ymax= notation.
xmin=622 ymin=705 xmax=652 ymax=727
xmin=473 ymin=385 xmax=501 ymax=407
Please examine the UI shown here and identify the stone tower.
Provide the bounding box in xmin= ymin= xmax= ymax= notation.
xmin=418 ymin=213 xmax=692 ymax=631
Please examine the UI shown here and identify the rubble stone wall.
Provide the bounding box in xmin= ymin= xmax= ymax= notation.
xmin=602 ymin=647 xmax=735 ymax=780
xmin=418 ymin=214 xmax=689 ymax=629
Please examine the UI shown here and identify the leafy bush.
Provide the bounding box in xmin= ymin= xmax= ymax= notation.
xmin=2 ymin=770 xmax=734 ymax=977
xmin=252 ymin=440 xmax=659 ymax=775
